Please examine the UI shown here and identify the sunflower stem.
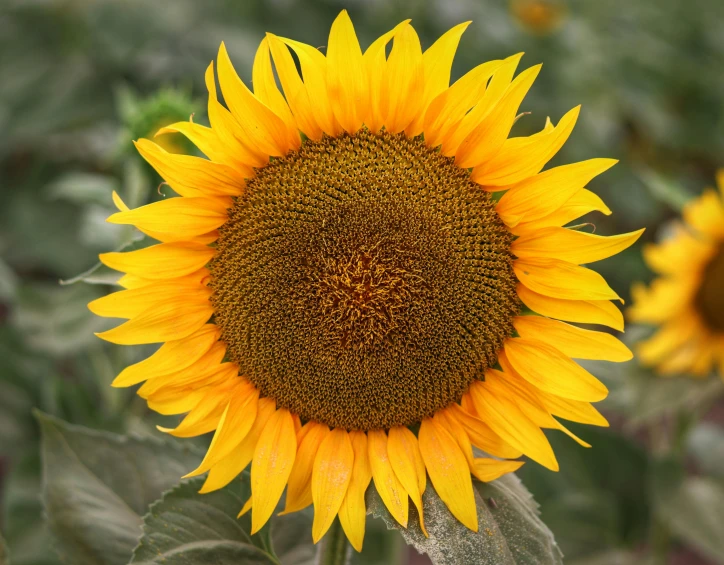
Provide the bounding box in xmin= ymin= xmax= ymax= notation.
xmin=316 ymin=519 xmax=352 ymax=565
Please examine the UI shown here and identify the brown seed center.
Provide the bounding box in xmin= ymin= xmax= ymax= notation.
xmin=209 ymin=129 xmax=521 ymax=430
xmin=694 ymin=244 xmax=724 ymax=332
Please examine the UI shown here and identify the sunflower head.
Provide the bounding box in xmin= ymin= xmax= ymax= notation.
xmin=91 ymin=11 xmax=642 ymax=550
xmin=630 ymin=172 xmax=724 ymax=378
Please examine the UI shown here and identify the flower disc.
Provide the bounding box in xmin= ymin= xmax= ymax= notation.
xmin=694 ymin=245 xmax=724 ymax=332
xmin=210 ymin=130 xmax=520 ymax=430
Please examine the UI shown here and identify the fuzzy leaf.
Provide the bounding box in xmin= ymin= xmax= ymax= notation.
xmin=367 ymin=474 xmax=563 ymax=565
xmin=131 ymin=476 xmax=315 ymax=565
xmin=37 ymin=412 xmax=203 ymax=565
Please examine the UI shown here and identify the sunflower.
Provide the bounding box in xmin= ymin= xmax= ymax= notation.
xmin=629 ymin=173 xmax=724 ymax=378
xmin=91 ymin=12 xmax=643 ymax=550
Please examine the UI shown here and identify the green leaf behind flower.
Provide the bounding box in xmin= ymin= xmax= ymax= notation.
xmin=37 ymin=412 xmax=203 ymax=565
xmin=367 ymin=473 xmax=563 ymax=565
xmin=130 ymin=476 xmax=316 ymax=565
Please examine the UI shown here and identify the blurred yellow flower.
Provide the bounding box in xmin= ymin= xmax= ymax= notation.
xmin=510 ymin=0 xmax=567 ymax=35
xmin=630 ymin=172 xmax=724 ymax=378
xmin=91 ymin=11 xmax=641 ymax=550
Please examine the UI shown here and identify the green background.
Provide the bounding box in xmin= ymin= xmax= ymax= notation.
xmin=2 ymin=0 xmax=724 ymax=563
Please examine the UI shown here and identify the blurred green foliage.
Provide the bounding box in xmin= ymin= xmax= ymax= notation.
xmin=2 ymin=0 xmax=724 ymax=563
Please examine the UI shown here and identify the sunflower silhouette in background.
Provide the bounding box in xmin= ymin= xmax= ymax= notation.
xmin=90 ymin=11 xmax=643 ymax=550
xmin=630 ymin=173 xmax=724 ymax=378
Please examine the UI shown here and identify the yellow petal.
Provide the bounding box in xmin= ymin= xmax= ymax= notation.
xmin=449 ymin=403 xmax=523 ymax=459
xmin=513 ymin=316 xmax=632 ymax=362
xmin=418 ymin=418 xmax=478 ymax=531
xmin=383 ymin=24 xmax=423 ymax=133
xmin=155 ymin=121 xmax=250 ymax=174
xmin=424 ymin=59 xmax=503 ymax=149
xmin=217 ymin=42 xmax=296 ymax=157
xmin=498 ymin=161 xmax=616 ymax=227
xmin=435 ymin=409 xmax=481 ymax=472
xmin=204 ymin=62 xmax=268 ymax=168
xmin=154 ymin=362 xmax=236 ymax=437
xmin=266 ymin=33 xmax=324 ymax=141
xmin=534 ymin=390 xmax=609 ymax=427
xmin=107 ymin=196 xmax=231 ymax=238
xmin=312 ymin=429 xmax=354 ymax=543
xmin=514 ymin=257 xmax=620 ymax=302
xmin=338 ymin=431 xmax=372 ymax=552
xmin=637 ymin=316 xmax=700 ymax=365
xmin=513 ymin=227 xmax=645 ymax=265
xmin=511 ymin=188 xmax=612 ymax=234
xmin=684 ymin=189 xmax=724 ymax=237
xmin=472 ymin=105 xmax=580 ymax=187
xmin=504 ymin=337 xmax=608 ymax=402
xmin=200 ymin=397 xmax=277 ymax=494
xmin=472 ymin=459 xmax=524 ymax=482
xmin=100 ymin=242 xmax=215 ymax=279
xmin=362 ymin=21 xmax=410 ymax=133
xmin=326 ymin=10 xmax=367 ymax=133
xmin=95 ymin=294 xmax=212 ymax=345
xmin=252 ymin=37 xmax=300 ymax=146
xmin=441 ymin=53 xmax=523 ymax=155
xmin=250 ymin=408 xmax=297 ymax=534
xmin=484 ymin=364 xmax=592 ymax=448
xmin=468 ymin=381 xmax=558 ymax=471
xmin=184 ymin=385 xmax=259 ymax=477
xmin=642 ymin=226 xmax=713 ymax=275
xmin=406 ymin=21 xmax=471 ymax=137
xmin=454 ymin=64 xmax=541 ymax=168
xmin=146 ymin=387 xmax=208 ymax=415
xmin=367 ymin=429 xmax=408 ymax=527
xmin=497 ymin=159 xmax=616 ymax=224
xmin=388 ymin=427 xmax=428 ymax=537
xmin=284 ymin=422 xmax=330 ymax=514
xmin=138 ymin=342 xmax=227 ymax=399
xmin=112 ymin=324 xmax=220 ymax=387
xmin=89 ymin=281 xmax=210 ymax=320
xmin=516 ymin=283 xmax=623 ymax=331
xmin=277 ymin=37 xmax=341 ymax=136
xmin=238 ymin=497 xmax=253 ymax=517
xmin=134 ymin=139 xmax=246 ymax=197
xmin=628 ymin=277 xmax=696 ymax=324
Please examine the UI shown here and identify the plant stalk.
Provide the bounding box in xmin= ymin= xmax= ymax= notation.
xmin=316 ymin=519 xmax=352 ymax=565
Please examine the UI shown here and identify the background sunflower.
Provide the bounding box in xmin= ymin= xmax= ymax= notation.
xmin=2 ymin=1 xmax=724 ymax=565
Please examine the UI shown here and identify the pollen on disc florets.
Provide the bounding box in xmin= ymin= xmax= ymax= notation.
xmin=694 ymin=244 xmax=724 ymax=332
xmin=209 ymin=129 xmax=521 ymax=430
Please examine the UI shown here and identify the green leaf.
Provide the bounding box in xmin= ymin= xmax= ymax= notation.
xmin=131 ymin=477 xmax=277 ymax=565
xmin=687 ymin=423 xmax=724 ymax=480
xmin=131 ymin=476 xmax=316 ymax=565
xmin=652 ymin=457 xmax=724 ymax=564
xmin=37 ymin=412 xmax=204 ymax=565
xmin=367 ymin=474 xmax=562 ymax=565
